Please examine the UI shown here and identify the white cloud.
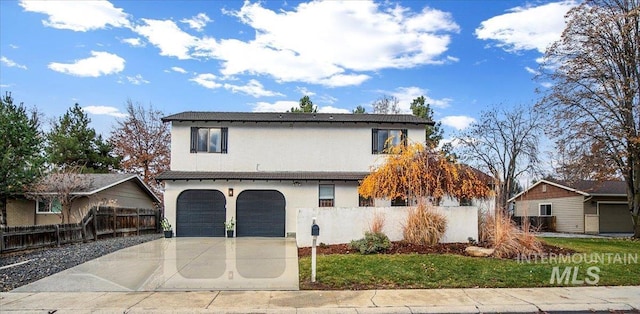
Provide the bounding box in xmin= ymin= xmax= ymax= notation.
xmin=475 ymin=1 xmax=576 ymax=53
xmin=181 ymin=13 xmax=211 ymax=32
xmin=540 ymin=82 xmax=553 ymax=88
xmin=48 ymin=51 xmax=125 ymax=77
xmin=441 ymin=115 xmax=476 ymax=130
xmin=223 ymin=79 xmax=284 ymax=98
xmin=189 ymin=73 xmax=221 ymax=89
xmin=134 ymin=19 xmax=197 ymax=59
xmin=126 ymin=74 xmax=149 ymax=85
xmin=192 ymin=1 xmax=459 ymax=87
xmin=525 ymin=66 xmax=540 ymax=75
xmin=1 ymin=56 xmax=27 ymax=69
xmin=19 ymin=0 xmax=130 ymax=32
xmin=83 ymin=105 xmax=128 ymax=118
xmin=252 ymin=100 xmax=298 ymax=112
xmin=388 ymin=86 xmax=452 ymax=113
xmin=446 ymin=56 xmax=460 ymax=62
xmin=121 ymin=37 xmax=145 ymax=47
xmin=318 ymin=106 xmax=350 ymax=113
xmin=171 ymin=66 xmax=187 ymax=74
xmin=296 ymin=86 xmax=316 ymax=96
xmin=9 ymin=44 xmax=19 ymax=49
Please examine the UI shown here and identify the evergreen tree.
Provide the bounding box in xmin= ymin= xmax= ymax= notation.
xmin=0 ymin=92 xmax=44 ymax=225
xmin=289 ymin=96 xmax=317 ymax=113
xmin=46 ymin=103 xmax=119 ymax=173
xmin=410 ymin=96 xmax=442 ymax=148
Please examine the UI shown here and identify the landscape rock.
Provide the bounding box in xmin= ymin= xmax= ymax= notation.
xmin=465 ymin=246 xmax=495 ymax=257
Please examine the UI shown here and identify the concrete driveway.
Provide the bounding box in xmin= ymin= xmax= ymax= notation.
xmin=12 ymin=237 xmax=299 ymax=292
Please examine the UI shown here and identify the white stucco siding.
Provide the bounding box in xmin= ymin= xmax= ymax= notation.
xmin=514 ymin=196 xmax=584 ymax=233
xmin=169 ymin=121 xmax=425 ymax=172
xmin=163 ymin=180 xmax=361 ymax=236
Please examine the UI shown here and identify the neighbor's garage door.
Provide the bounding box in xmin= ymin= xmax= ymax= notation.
xmin=236 ymin=190 xmax=285 ymax=237
xmin=176 ymin=190 xmax=226 ymax=237
xmin=599 ymin=203 xmax=633 ymax=233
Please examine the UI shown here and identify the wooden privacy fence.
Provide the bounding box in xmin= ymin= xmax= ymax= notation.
xmin=0 ymin=206 xmax=160 ymax=253
xmin=512 ymin=216 xmax=557 ymax=232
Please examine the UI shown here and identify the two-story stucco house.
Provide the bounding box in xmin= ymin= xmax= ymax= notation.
xmin=157 ymin=112 xmax=431 ymax=238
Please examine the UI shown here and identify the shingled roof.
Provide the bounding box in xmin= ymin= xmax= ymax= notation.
xmin=157 ymin=171 xmax=369 ymax=181
xmin=508 ymin=179 xmax=627 ymax=202
xmin=162 ymin=111 xmax=433 ymax=125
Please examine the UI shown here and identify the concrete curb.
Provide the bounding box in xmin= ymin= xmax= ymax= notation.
xmin=1 ymin=286 xmax=639 ymax=313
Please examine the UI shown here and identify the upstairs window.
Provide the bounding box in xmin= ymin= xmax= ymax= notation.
xmin=319 ymin=184 xmax=335 ymax=207
xmin=372 ymin=129 xmax=407 ymax=154
xmin=191 ymin=127 xmax=228 ymax=153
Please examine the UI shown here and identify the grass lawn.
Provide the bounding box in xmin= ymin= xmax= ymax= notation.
xmin=298 ymin=237 xmax=640 ymax=290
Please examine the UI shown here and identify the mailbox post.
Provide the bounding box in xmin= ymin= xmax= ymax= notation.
xmin=311 ymin=217 xmax=319 ymax=283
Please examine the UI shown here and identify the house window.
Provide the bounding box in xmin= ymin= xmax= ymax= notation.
xmin=539 ymin=203 xmax=552 ymax=216
xmin=372 ymin=128 xmax=407 ymax=154
xmin=359 ymin=194 xmax=374 ymax=207
xmin=319 ymin=184 xmax=335 ymax=207
xmin=190 ymin=127 xmax=228 ymax=153
xmin=37 ymin=199 xmax=62 ymax=214
xmin=391 ymin=196 xmax=407 ymax=207
xmin=459 ymin=198 xmax=473 ymax=206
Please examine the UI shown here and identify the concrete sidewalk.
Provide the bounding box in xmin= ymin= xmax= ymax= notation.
xmin=2 ymin=286 xmax=639 ymax=313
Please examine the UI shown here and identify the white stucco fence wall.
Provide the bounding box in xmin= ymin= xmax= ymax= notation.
xmin=296 ymin=206 xmax=478 ymax=247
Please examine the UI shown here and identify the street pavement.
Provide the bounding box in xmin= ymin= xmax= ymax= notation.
xmin=2 ymin=285 xmax=639 ymax=313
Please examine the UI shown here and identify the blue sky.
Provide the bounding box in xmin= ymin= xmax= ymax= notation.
xmin=0 ymin=0 xmax=576 ymax=140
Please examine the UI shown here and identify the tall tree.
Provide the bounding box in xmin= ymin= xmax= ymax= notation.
xmin=457 ymin=105 xmax=542 ymax=212
xmin=410 ymin=96 xmax=443 ymax=148
xmin=289 ymin=95 xmax=317 ymax=113
xmin=372 ymin=95 xmax=402 ymax=114
xmin=537 ymin=0 xmax=639 ymax=237
xmin=110 ymin=100 xmax=170 ymax=198
xmin=353 ymin=105 xmax=366 ymax=114
xmin=46 ymin=103 xmax=120 ymax=173
xmin=0 ymin=92 xmax=44 ymax=226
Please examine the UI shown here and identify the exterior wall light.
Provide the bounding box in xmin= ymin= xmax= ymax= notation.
xmin=228 ymin=188 xmax=234 ymax=197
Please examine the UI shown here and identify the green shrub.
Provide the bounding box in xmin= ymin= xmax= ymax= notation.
xmin=349 ymin=231 xmax=392 ymax=254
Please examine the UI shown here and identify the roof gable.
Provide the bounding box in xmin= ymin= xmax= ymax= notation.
xmin=508 ymin=179 xmax=627 ymax=202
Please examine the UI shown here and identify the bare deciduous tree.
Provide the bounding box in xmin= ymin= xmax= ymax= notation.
xmin=28 ymin=167 xmax=92 ymax=224
xmin=110 ymin=100 xmax=170 ymax=199
xmin=537 ymin=0 xmax=639 ymax=237
xmin=457 ymin=105 xmax=542 ymax=212
xmin=372 ymin=95 xmax=402 ymax=114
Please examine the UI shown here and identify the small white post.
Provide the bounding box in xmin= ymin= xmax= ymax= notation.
xmin=311 ymin=217 xmax=317 ymax=283
xmin=311 ymin=235 xmax=317 ymax=282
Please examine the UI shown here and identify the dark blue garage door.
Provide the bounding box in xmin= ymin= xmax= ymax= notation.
xmin=236 ymin=190 xmax=285 ymax=237
xmin=176 ymin=189 xmax=226 ymax=237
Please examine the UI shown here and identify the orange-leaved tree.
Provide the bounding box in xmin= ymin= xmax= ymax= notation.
xmin=358 ymin=142 xmax=492 ymax=204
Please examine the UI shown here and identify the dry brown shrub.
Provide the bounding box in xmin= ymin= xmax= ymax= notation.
xmin=403 ymin=203 xmax=447 ymax=245
xmin=481 ymin=210 xmax=542 ymax=258
xmin=369 ymin=211 xmax=386 ymax=234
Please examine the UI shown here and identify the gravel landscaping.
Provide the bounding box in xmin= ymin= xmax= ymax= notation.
xmin=0 ymin=233 xmax=162 ymax=292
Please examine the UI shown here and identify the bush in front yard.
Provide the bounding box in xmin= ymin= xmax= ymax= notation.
xmin=349 ymin=231 xmax=392 ymax=254
xmin=403 ymin=203 xmax=447 ymax=245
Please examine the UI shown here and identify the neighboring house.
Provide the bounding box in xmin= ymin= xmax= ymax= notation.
xmin=509 ymin=179 xmax=631 ymax=233
xmin=6 ymin=174 xmax=161 ymax=226
xmin=158 ymin=111 xmax=433 ymax=237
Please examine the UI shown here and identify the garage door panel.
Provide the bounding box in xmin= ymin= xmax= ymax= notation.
xmin=236 ymin=190 xmax=285 ymax=237
xmin=177 ymin=190 xmax=226 ymax=237
xmin=599 ymin=203 xmax=633 ymax=233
